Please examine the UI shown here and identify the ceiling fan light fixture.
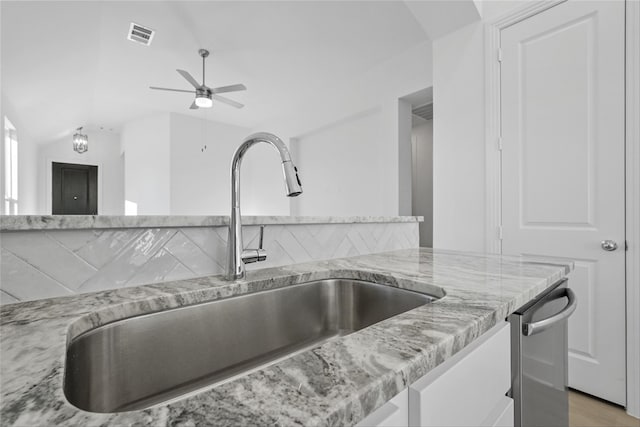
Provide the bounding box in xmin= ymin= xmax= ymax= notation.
xmin=149 ymin=49 xmax=245 ymax=110
xmin=195 ymin=94 xmax=213 ymax=108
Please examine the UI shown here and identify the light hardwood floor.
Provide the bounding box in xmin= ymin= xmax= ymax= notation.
xmin=570 ymin=390 xmax=640 ymax=427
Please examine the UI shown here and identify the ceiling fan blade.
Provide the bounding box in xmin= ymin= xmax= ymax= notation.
xmin=177 ymin=69 xmax=201 ymax=89
xmin=212 ymin=94 xmax=244 ymax=109
xmin=150 ymin=86 xmax=194 ymax=93
xmin=211 ymin=84 xmax=247 ymax=94
xmin=190 ymin=100 xmax=199 ymax=110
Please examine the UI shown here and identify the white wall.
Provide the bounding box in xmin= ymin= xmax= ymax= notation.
xmin=0 ymin=94 xmax=38 ymax=214
xmin=432 ymin=22 xmax=486 ymax=252
xmin=291 ymin=108 xmax=387 ymax=216
xmin=18 ymin=129 xmax=38 ymax=214
xmin=412 ymin=119 xmax=433 ymax=247
xmin=169 ymin=113 xmax=251 ymax=215
xmin=279 ymin=41 xmax=433 ymax=217
xmin=38 ymin=129 xmax=124 ymax=215
xmin=432 ymin=1 xmax=525 ymax=252
xmin=121 ymin=114 xmax=171 ymax=215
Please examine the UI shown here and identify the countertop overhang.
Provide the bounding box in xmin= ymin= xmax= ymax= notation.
xmin=0 ymin=215 xmax=423 ymax=231
xmin=0 ymin=248 xmax=572 ymax=426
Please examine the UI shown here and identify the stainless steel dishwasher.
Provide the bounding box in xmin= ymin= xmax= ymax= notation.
xmin=509 ymin=278 xmax=577 ymax=427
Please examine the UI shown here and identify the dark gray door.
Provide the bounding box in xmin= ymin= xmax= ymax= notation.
xmin=52 ymin=162 xmax=97 ymax=215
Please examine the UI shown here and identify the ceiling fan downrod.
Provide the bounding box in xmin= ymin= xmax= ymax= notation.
xmin=199 ymin=49 xmax=209 ymax=87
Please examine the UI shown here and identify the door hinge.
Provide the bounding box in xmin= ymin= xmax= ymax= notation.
xmin=497 ymin=137 xmax=503 ymax=151
xmin=498 ymin=226 xmax=503 ymax=240
xmin=497 ymin=48 xmax=503 ymax=62
xmin=626 ymin=240 xmax=629 ymax=251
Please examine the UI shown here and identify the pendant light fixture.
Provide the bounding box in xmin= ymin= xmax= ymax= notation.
xmin=73 ymin=127 xmax=88 ymax=153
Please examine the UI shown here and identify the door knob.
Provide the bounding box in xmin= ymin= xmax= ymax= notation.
xmin=601 ymin=240 xmax=618 ymax=251
xmin=73 ymin=196 xmax=78 ymax=200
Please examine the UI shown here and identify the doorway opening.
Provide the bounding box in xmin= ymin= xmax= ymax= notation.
xmin=52 ymin=162 xmax=98 ymax=215
xmin=400 ymin=88 xmax=433 ymax=247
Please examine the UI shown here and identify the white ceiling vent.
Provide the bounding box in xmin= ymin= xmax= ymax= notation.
xmin=127 ymin=22 xmax=155 ymax=46
xmin=412 ymin=103 xmax=433 ymax=121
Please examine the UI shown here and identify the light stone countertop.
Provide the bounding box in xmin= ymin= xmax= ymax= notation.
xmin=0 ymin=248 xmax=572 ymax=426
xmin=0 ymin=215 xmax=423 ymax=231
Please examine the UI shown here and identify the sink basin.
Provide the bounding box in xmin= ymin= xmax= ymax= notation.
xmin=64 ymin=279 xmax=438 ymax=413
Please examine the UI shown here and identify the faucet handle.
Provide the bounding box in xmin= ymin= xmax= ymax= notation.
xmin=241 ymin=226 xmax=267 ymax=264
xmin=256 ymin=248 xmax=267 ymax=262
xmin=255 ymin=226 xmax=266 ymax=261
xmin=258 ymin=225 xmax=265 ymax=250
xmin=241 ymin=248 xmax=267 ymax=264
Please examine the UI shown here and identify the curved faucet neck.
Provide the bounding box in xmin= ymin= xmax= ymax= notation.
xmin=226 ymin=133 xmax=302 ymax=280
xmin=230 ymin=133 xmax=290 ymax=210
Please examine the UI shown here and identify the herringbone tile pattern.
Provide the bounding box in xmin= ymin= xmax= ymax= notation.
xmin=0 ymin=223 xmax=418 ymax=304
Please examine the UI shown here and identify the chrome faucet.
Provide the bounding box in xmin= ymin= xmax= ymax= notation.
xmin=226 ymin=132 xmax=302 ymax=280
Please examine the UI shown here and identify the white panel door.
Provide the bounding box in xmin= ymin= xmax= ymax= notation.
xmin=501 ymin=0 xmax=625 ymax=405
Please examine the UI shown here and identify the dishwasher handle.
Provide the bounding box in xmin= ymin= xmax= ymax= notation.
xmin=523 ymin=288 xmax=577 ymax=336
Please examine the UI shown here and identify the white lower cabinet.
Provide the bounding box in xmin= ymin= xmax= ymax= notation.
xmin=357 ymin=322 xmax=513 ymax=427
xmin=408 ymin=322 xmax=512 ymax=426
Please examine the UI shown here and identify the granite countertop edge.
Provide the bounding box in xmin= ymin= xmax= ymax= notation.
xmin=0 ymin=215 xmax=424 ymax=231
xmin=0 ymin=248 xmax=573 ymax=426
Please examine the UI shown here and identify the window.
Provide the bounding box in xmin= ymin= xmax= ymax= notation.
xmin=125 ymin=200 xmax=138 ymax=216
xmin=4 ymin=117 xmax=18 ymax=214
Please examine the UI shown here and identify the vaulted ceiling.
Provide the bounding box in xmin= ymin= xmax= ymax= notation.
xmin=0 ymin=1 xmax=480 ymax=144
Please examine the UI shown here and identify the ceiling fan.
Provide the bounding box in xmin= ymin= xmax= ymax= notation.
xmin=150 ymin=49 xmax=246 ymax=109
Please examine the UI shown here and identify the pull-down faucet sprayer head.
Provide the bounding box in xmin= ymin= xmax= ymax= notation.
xmin=282 ymin=160 xmax=302 ymax=197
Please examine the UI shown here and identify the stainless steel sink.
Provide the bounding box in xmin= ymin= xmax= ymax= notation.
xmin=64 ymin=279 xmax=438 ymax=413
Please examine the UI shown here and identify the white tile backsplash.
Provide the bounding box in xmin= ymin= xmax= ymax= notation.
xmin=0 ymin=249 xmax=74 ymax=300
xmin=0 ymin=222 xmax=418 ymax=304
xmin=2 ymin=232 xmax=98 ymax=290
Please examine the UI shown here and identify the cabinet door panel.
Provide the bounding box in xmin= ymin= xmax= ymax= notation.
xmin=409 ymin=323 xmax=510 ymax=427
